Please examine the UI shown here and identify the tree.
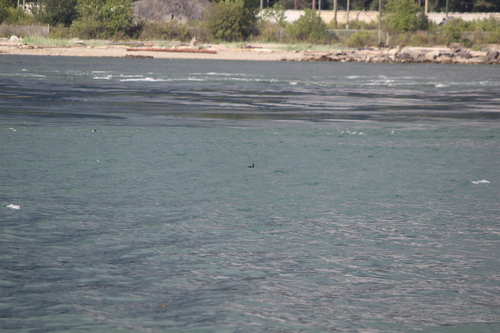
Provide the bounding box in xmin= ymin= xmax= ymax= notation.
xmin=384 ymin=0 xmax=422 ymax=32
xmin=204 ymin=0 xmax=256 ymax=41
xmin=1 ymin=0 xmax=37 ymax=25
xmin=471 ymin=0 xmax=499 ymax=12
xmin=208 ymin=0 xmax=261 ymax=10
xmin=275 ymin=0 xmax=311 ymax=10
xmin=285 ymin=8 xmax=327 ymax=43
xmin=0 ymin=0 xmax=18 ymax=24
xmin=71 ymin=0 xmax=133 ymax=38
xmin=34 ymin=0 xmax=79 ymax=27
xmin=261 ymin=3 xmax=287 ymax=27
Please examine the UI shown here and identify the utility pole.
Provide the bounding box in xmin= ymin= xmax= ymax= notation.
xmin=378 ymin=0 xmax=382 ymax=45
xmin=347 ymin=0 xmax=350 ymax=28
xmin=334 ymin=0 xmax=338 ymax=29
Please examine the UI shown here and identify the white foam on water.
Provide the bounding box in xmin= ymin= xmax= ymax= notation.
xmin=120 ymin=75 xmax=144 ymax=78
xmin=341 ymin=131 xmax=365 ymax=135
xmin=93 ymin=76 xmax=113 ymax=80
xmin=6 ymin=204 xmax=20 ymax=210
xmin=471 ymin=180 xmax=490 ymax=184
xmin=203 ymin=72 xmax=249 ymax=77
xmin=119 ymin=77 xmax=166 ymax=82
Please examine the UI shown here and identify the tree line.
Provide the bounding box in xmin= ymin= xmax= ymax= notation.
xmin=215 ymin=0 xmax=500 ymax=12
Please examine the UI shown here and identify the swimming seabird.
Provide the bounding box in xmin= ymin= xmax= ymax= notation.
xmin=248 ymin=163 xmax=254 ymax=168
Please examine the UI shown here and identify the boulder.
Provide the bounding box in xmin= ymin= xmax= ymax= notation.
xmin=455 ymin=49 xmax=471 ymax=59
xmin=436 ymin=55 xmax=453 ymax=64
xmin=484 ymin=50 xmax=499 ymax=63
xmin=424 ymin=50 xmax=439 ymax=61
xmin=396 ymin=51 xmax=414 ymax=62
xmin=386 ymin=48 xmax=399 ymax=57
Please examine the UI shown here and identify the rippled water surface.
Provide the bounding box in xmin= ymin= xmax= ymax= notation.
xmin=1 ymin=56 xmax=499 ymax=332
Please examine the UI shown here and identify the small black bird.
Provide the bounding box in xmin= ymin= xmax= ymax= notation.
xmin=248 ymin=163 xmax=254 ymax=168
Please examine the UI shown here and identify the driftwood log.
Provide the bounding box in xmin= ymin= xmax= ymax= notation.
xmin=127 ymin=47 xmax=217 ymax=54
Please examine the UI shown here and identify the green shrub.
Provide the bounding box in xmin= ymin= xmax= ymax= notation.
xmin=0 ymin=0 xmax=16 ymax=24
xmin=432 ymin=18 xmax=500 ymax=46
xmin=137 ymin=21 xmax=194 ymax=42
xmin=484 ymin=31 xmax=500 ymax=44
xmin=187 ymin=21 xmax=213 ymax=43
xmin=409 ymin=31 xmax=433 ymax=46
xmin=339 ymin=20 xmax=378 ymax=30
xmin=383 ymin=0 xmax=421 ymax=32
xmin=204 ymin=0 xmax=255 ymax=42
xmin=285 ymin=9 xmax=328 ymax=43
xmin=255 ymin=20 xmax=286 ymax=42
xmin=415 ymin=12 xmax=430 ymax=31
xmin=438 ymin=18 xmax=465 ymax=45
xmin=1 ymin=6 xmax=36 ymax=25
xmin=71 ymin=0 xmax=133 ymax=39
xmin=345 ymin=30 xmax=376 ymax=47
xmin=473 ymin=18 xmax=500 ymax=32
xmin=49 ymin=24 xmax=73 ymax=39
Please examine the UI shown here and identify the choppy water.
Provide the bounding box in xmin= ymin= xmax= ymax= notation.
xmin=1 ymin=56 xmax=499 ymax=332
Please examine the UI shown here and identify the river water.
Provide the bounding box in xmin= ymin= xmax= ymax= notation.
xmin=1 ymin=55 xmax=499 ymax=332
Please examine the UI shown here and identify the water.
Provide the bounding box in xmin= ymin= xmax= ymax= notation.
xmin=1 ymin=56 xmax=499 ymax=332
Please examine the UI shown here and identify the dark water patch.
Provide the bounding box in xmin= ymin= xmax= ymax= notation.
xmin=0 ymin=109 xmax=127 ymax=120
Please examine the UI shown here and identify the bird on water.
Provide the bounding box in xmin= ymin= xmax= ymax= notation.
xmin=248 ymin=163 xmax=254 ymax=168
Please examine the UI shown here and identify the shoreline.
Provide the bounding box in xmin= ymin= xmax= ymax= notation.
xmin=1 ymin=41 xmax=499 ymax=64
xmin=0 ymin=43 xmax=304 ymax=61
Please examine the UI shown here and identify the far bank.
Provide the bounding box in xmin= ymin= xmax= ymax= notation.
xmin=1 ymin=39 xmax=499 ymax=65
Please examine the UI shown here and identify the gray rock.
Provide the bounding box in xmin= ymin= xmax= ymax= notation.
xmin=455 ymin=49 xmax=471 ymax=59
xmin=424 ymin=50 xmax=439 ymax=61
xmin=397 ymin=52 xmax=414 ymax=61
xmin=484 ymin=50 xmax=499 ymax=63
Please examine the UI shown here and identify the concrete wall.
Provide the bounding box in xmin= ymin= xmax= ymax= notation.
xmin=278 ymin=10 xmax=500 ymax=25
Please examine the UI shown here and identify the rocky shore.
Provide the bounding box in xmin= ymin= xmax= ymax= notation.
xmin=302 ymin=46 xmax=500 ymax=64
xmin=1 ymin=37 xmax=499 ymax=64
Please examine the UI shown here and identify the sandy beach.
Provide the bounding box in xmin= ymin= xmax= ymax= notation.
xmin=0 ymin=42 xmax=303 ymax=61
xmin=1 ymin=40 xmax=499 ymax=64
